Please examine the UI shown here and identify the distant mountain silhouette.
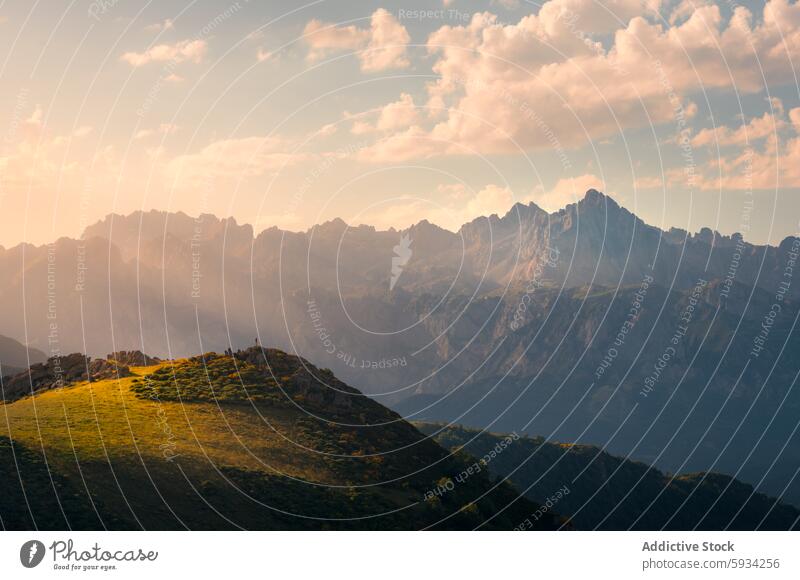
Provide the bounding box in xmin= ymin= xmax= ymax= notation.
xmin=0 ymin=334 xmax=45 ymax=378
xmin=0 ymin=190 xmax=797 ymax=507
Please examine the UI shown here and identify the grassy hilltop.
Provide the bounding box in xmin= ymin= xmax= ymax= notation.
xmin=0 ymin=348 xmax=558 ymax=530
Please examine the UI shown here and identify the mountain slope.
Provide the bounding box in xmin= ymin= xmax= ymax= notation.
xmin=0 ymin=334 xmax=46 ymax=378
xmin=420 ymin=424 xmax=800 ymax=530
xmin=0 ymin=348 xmax=559 ymax=530
xmin=396 ymin=281 xmax=800 ymax=506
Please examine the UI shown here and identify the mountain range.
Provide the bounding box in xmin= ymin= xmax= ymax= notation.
xmin=1 ymin=189 xmax=798 ymax=508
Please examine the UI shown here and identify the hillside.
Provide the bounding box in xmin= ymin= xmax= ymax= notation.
xmin=0 ymin=348 xmax=559 ymax=530
xmin=419 ymin=424 xmax=800 ymax=530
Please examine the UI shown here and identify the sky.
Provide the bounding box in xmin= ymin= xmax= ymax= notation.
xmin=0 ymin=0 xmax=798 ymax=246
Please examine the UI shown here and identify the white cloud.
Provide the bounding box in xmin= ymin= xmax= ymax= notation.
xmin=165 ymin=136 xmax=311 ymax=187
xmin=464 ymin=184 xmax=515 ymax=217
xmin=303 ymin=9 xmax=410 ymax=72
xmin=351 ymin=0 xmax=800 ymax=163
xmin=0 ymin=105 xmax=115 ymax=190
xmin=25 ymin=104 xmax=43 ymax=129
xmin=304 ymin=19 xmax=369 ymax=63
xmin=134 ymin=123 xmax=179 ymax=140
xmin=376 ymin=93 xmax=420 ymax=130
xmin=355 ymin=126 xmax=445 ymax=163
xmin=121 ymin=39 xmax=207 ymax=67
xmin=360 ymin=8 xmax=411 ymax=72
xmin=256 ymin=48 xmax=275 ymax=62
xmin=349 ymin=93 xmax=421 ymax=134
xmin=691 ymin=103 xmax=785 ymax=148
xmin=790 ymin=108 xmax=800 ymax=133
xmin=691 ymin=103 xmax=800 ymax=190
xmin=317 ymin=123 xmax=338 ymax=137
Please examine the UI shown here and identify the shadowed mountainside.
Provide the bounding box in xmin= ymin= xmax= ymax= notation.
xmin=420 ymin=424 xmax=800 ymax=530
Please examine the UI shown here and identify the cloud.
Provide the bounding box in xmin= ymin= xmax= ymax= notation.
xmin=376 ymin=93 xmax=421 ymax=130
xmin=303 ymin=20 xmax=368 ymax=60
xmin=303 ymin=9 xmax=410 ymax=72
xmin=688 ymin=102 xmax=800 ymax=190
xmin=349 ymin=93 xmax=421 ymax=134
xmin=633 ymin=175 xmax=663 ymax=189
xmin=791 ymin=108 xmax=800 ymax=133
xmin=355 ymin=126 xmax=446 ymax=163
xmin=25 ymin=105 xmax=43 ymax=129
xmin=669 ymin=0 xmax=714 ymax=25
xmin=165 ymin=136 xmax=311 ymax=187
xmin=360 ymin=8 xmax=411 ymax=72
xmin=529 ymin=174 xmax=605 ymax=211
xmin=691 ymin=106 xmax=785 ymax=148
xmin=350 ymin=0 xmax=800 ymax=163
xmin=121 ymin=39 xmax=207 ymax=67
xmin=246 ymin=30 xmax=265 ymax=42
xmin=464 ymin=184 xmax=515 ymax=217
xmin=317 ymin=123 xmax=338 ymax=137
xmin=356 ymin=184 xmax=516 ymax=231
xmin=491 ymin=0 xmax=521 ymax=8
xmin=145 ymin=19 xmax=174 ymax=33
xmin=0 ymin=105 xmax=114 ymax=190
xmin=134 ymin=123 xmax=179 ymax=140
xmin=256 ymin=48 xmax=275 ymax=62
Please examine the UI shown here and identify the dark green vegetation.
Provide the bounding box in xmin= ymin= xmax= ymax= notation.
xmin=420 ymin=424 xmax=800 ymax=530
xmin=0 ymin=348 xmax=560 ymax=530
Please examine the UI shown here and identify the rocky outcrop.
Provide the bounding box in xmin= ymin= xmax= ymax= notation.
xmin=232 ymin=346 xmax=361 ymax=413
xmin=107 ymin=350 xmax=161 ymax=366
xmin=1 ymin=354 xmax=131 ymax=402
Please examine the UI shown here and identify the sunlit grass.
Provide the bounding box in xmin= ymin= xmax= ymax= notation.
xmin=0 ymin=363 xmax=335 ymax=484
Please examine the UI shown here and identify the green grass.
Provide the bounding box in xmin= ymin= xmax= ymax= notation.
xmin=0 ymin=352 xmax=560 ymax=530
